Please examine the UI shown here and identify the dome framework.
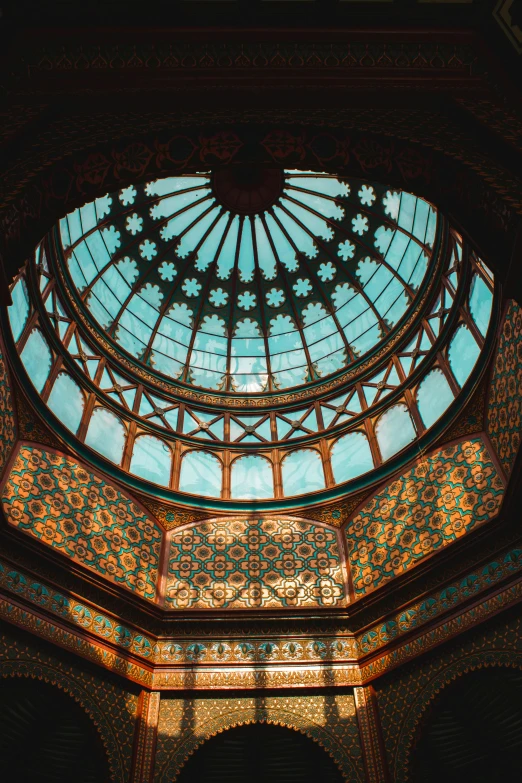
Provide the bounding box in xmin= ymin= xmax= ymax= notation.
xmin=1 ymin=12 xmax=522 ymax=783
xmin=8 ymin=168 xmax=494 ymax=503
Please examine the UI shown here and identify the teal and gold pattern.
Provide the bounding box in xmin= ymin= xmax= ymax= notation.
xmin=346 ymin=437 xmax=505 ymax=597
xmin=1 ymin=549 xmax=522 ymax=689
xmin=2 ymin=544 xmax=522 ymax=671
xmin=487 ymin=299 xmax=522 ymax=476
xmin=165 ymin=517 xmax=346 ymax=610
xmin=155 ymin=693 xmax=365 ymax=783
xmin=357 ymin=546 xmax=522 ymax=657
xmin=0 ymin=347 xmax=16 ymax=477
xmin=1 ymin=445 xmax=163 ymax=602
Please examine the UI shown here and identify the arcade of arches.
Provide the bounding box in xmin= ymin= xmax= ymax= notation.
xmin=1 ymin=3 xmax=522 ymax=781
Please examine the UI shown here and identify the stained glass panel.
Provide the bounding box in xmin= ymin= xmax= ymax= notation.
xmin=231 ymin=455 xmax=274 ymax=499
xmin=47 ymin=373 xmax=85 ymax=434
xmin=59 ymin=171 xmax=435 ymax=393
xmin=20 ymin=329 xmax=52 ymax=393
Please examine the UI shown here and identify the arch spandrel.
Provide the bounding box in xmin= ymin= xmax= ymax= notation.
xmin=155 ymin=693 xmax=364 ymax=783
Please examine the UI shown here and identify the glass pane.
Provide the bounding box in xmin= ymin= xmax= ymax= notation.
xmin=20 ymin=329 xmax=52 ymax=393
xmin=417 ymin=368 xmax=454 ymax=429
xmin=376 ymin=404 xmax=416 ymax=461
xmin=47 ymin=373 xmax=84 ymax=434
xmin=179 ymin=451 xmax=222 ymax=498
xmin=231 ymin=455 xmax=274 ymax=499
xmin=331 ymin=431 xmax=374 ymax=484
xmin=282 ymin=449 xmax=325 ymax=496
xmin=85 ymin=407 xmax=126 ymax=464
xmin=8 ymin=278 xmax=30 ymax=342
xmin=469 ymin=274 xmax=493 ymax=337
xmin=130 ymin=435 xmax=172 ymax=487
xmin=448 ymin=324 xmax=480 ymax=387
xmin=59 ymin=174 xmax=435 ymax=393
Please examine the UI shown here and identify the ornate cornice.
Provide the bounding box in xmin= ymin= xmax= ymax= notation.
xmin=0 ymin=539 xmax=521 ymax=689
xmin=4 ymin=38 xmax=480 ymax=95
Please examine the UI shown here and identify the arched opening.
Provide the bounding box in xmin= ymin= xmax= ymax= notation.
xmin=0 ymin=677 xmax=111 ymax=783
xmin=410 ymin=667 xmax=522 ymax=783
xmin=176 ymin=722 xmax=344 ymax=782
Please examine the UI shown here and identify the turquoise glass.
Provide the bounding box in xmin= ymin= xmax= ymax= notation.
xmin=417 ymin=368 xmax=454 ymax=429
xmin=85 ymin=407 xmax=126 ymax=464
xmin=47 ymin=373 xmax=85 ymax=434
xmin=60 ymin=173 xmax=435 ymax=393
xmin=282 ymin=449 xmax=325 ymax=496
xmin=448 ymin=324 xmax=480 ymax=388
xmin=8 ymin=278 xmax=30 ymax=342
xmin=231 ymin=455 xmax=274 ymax=499
xmin=331 ymin=431 xmax=374 ymax=484
xmin=179 ymin=451 xmax=222 ymax=498
xmin=130 ymin=435 xmax=172 ymax=487
xmin=20 ymin=329 xmax=52 ymax=393
xmin=469 ymin=274 xmax=493 ymax=337
xmin=376 ymin=404 xmax=416 ymax=461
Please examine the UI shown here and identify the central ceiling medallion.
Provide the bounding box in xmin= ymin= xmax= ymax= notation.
xmin=213 ymin=165 xmax=284 ymax=215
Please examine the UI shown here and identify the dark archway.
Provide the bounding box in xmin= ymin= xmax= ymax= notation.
xmin=0 ymin=677 xmax=111 ymax=783
xmin=410 ymin=667 xmax=522 ymax=783
xmin=175 ymin=722 xmax=345 ymax=783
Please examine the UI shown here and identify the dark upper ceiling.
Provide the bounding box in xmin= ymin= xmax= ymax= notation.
xmin=0 ymin=0 xmax=520 ymax=71
xmin=0 ymin=0 xmax=498 ymax=27
xmin=0 ymin=0 xmax=503 ymax=25
xmin=0 ymin=0 xmax=520 ymax=308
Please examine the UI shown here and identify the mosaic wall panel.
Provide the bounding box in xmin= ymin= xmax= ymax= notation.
xmin=2 ymin=543 xmax=522 ymax=672
xmin=356 ymin=546 xmax=522 ymax=657
xmin=0 ymin=621 xmax=139 ymax=783
xmin=487 ymin=299 xmax=522 ymax=476
xmin=374 ymin=612 xmax=522 ymax=782
xmin=0 ymin=348 xmax=16 ymax=477
xmin=1 ymin=445 xmax=163 ymax=602
xmin=346 ymin=437 xmax=504 ymax=598
xmin=154 ymin=693 xmax=365 ymax=783
xmin=165 ymin=518 xmax=346 ymax=611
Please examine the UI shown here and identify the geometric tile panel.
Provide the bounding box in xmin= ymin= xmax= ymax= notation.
xmin=487 ymin=300 xmax=522 ymax=477
xmin=1 ymin=445 xmax=163 ymax=602
xmin=165 ymin=517 xmax=346 ymax=611
xmin=346 ymin=438 xmax=505 ymax=598
xmin=0 ymin=347 xmax=16 ymax=477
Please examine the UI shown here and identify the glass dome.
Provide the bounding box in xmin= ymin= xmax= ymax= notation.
xmin=58 ymin=169 xmax=436 ymax=393
xmin=7 ymin=167 xmax=494 ymax=504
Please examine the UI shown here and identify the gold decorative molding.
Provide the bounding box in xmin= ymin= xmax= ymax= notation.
xmin=135 ymin=495 xmax=210 ymax=531
xmin=155 ymin=692 xmax=365 ymax=782
xmin=439 ymin=374 xmax=488 ymax=443
xmin=305 ymin=491 xmax=373 ymax=528
xmin=494 ymin=0 xmax=522 ymax=54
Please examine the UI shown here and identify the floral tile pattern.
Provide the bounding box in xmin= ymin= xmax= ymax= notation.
xmin=165 ymin=517 xmax=346 ymax=610
xmin=2 ymin=445 xmax=163 ymax=601
xmin=0 ymin=348 xmax=16 ymax=476
xmin=346 ymin=437 xmax=504 ymax=598
xmin=487 ymin=300 xmax=522 ymax=476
